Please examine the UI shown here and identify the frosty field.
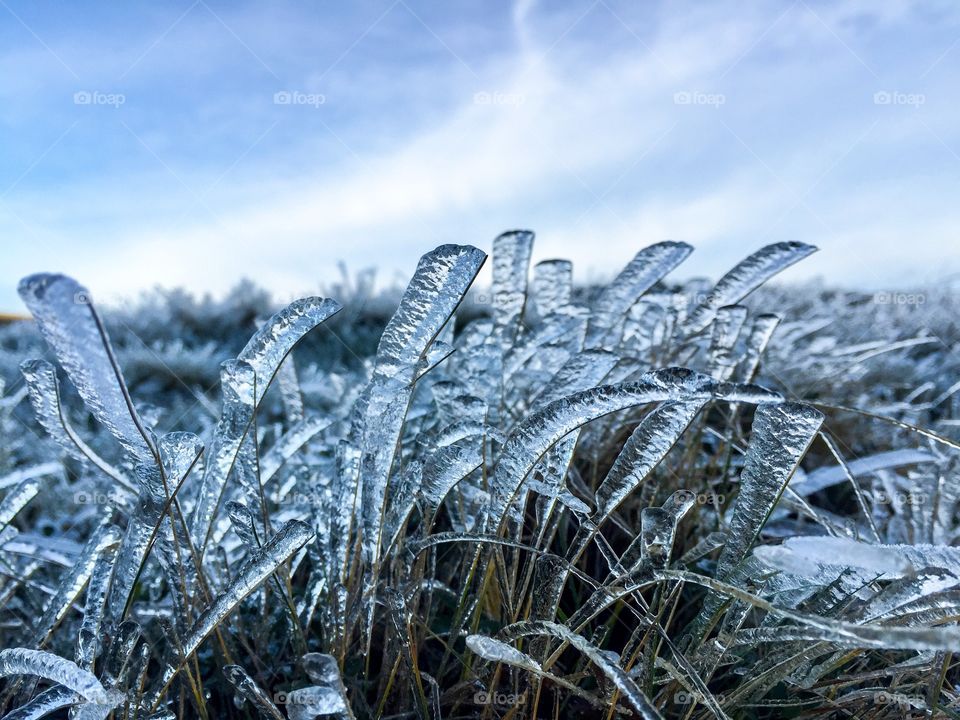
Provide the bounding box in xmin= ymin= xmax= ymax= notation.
xmin=0 ymin=232 xmax=958 ymax=719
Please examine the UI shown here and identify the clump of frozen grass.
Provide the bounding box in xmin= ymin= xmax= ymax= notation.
xmin=0 ymin=234 xmax=958 ymax=719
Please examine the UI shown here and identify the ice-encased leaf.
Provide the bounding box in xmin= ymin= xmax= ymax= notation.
xmin=163 ymin=520 xmax=313 ymax=686
xmin=374 ymin=244 xmax=486 ymax=379
xmin=189 ymin=359 xmax=255 ymax=553
xmin=715 ymin=402 xmax=823 ymax=580
xmin=238 ymin=296 xmax=342 ymax=406
xmin=223 ymin=665 xmax=286 ymax=720
xmin=738 ymin=313 xmax=780 ymax=381
xmin=706 ymin=305 xmax=748 ymax=380
xmin=593 ymin=400 xmax=705 ymax=522
xmin=18 ymin=274 xmax=154 ymax=460
xmin=756 ymin=536 xmax=960 ymax=579
xmin=638 ymin=489 xmax=697 ymax=569
xmin=34 ymin=523 xmax=120 ymax=646
xmin=791 ymin=448 xmax=937 ymax=496
xmin=0 ymin=648 xmax=123 ymax=707
xmin=586 ymin=241 xmax=693 ymax=346
xmin=489 ymin=368 xmax=781 ymax=528
xmin=0 ymin=462 xmax=61 ymax=493
xmin=490 ymin=230 xmax=533 ymax=345
xmin=19 ymin=359 xmax=131 ymax=491
xmin=682 ymin=242 xmax=817 ymax=334
xmin=496 ymin=621 xmax=664 ymax=720
xmin=259 ymin=415 xmax=332 ymax=485
xmin=532 ymin=259 xmax=572 ymax=317
xmin=0 ymin=685 xmax=83 ymax=720
xmin=466 ymin=634 xmax=540 ymax=672
xmin=0 ymin=477 xmax=40 ymax=531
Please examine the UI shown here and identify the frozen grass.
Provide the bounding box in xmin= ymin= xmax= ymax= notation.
xmin=0 ymin=233 xmax=958 ymax=719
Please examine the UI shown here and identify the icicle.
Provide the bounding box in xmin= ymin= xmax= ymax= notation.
xmin=18 ymin=273 xmax=155 ymax=460
xmin=637 ymin=489 xmax=697 ymax=569
xmin=682 ymin=242 xmax=817 ymax=334
xmin=77 ymin=531 xmax=120 ymax=669
xmin=276 ymin=354 xmax=305 ymax=424
xmin=586 ymin=241 xmax=693 ymax=347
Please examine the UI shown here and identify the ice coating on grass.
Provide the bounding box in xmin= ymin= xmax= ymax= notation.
xmin=756 ymin=536 xmax=960 ymax=579
xmin=189 ymin=359 xmax=255 ymax=552
xmin=532 ymin=258 xmax=573 ymax=317
xmin=715 ymin=403 xmax=823 ymax=580
xmin=170 ymin=520 xmax=312 ymax=675
xmin=790 ymin=448 xmax=937 ymax=495
xmin=683 ymin=242 xmax=817 ymax=334
xmin=586 ymin=241 xmax=693 ymax=347
xmin=490 ymin=230 xmax=533 ymax=346
xmin=490 ymin=369 xmax=780 ymax=528
xmin=77 ymin=528 xmax=120 ymax=669
xmin=467 ymin=634 xmax=541 ymax=672
xmin=373 ymin=244 xmax=486 ymax=379
xmin=0 ymin=685 xmax=84 ymax=720
xmin=259 ymin=415 xmax=332 ymax=484
xmin=0 ymin=648 xmax=124 ymax=707
xmin=639 ymin=489 xmax=697 ymax=569
xmin=0 ymin=477 xmax=40 ymax=530
xmin=18 ymin=273 xmax=154 ymax=460
xmin=237 ymin=296 xmax=341 ymax=406
xmin=592 ymin=400 xmax=705 ymax=522
xmin=738 ymin=313 xmax=780 ymax=381
xmin=300 ymin=653 xmax=354 ymax=719
xmin=497 ymin=621 xmax=664 ymax=720
xmin=19 ymin=359 xmax=131 ymax=491
xmin=33 ymin=523 xmax=120 ymax=647
xmin=706 ymin=305 xmax=748 ymax=380
xmin=223 ymin=664 xmax=286 ymax=720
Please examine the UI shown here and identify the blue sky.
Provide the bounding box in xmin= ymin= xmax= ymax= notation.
xmin=1 ymin=0 xmax=959 ymax=311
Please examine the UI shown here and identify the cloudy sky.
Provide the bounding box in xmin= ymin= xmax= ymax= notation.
xmin=1 ymin=0 xmax=958 ymax=311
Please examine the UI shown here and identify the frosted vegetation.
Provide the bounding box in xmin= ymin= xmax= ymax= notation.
xmin=0 ymin=234 xmax=958 ymax=719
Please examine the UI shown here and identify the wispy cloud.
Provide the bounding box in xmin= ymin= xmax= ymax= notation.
xmin=1 ymin=0 xmax=959 ymax=310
